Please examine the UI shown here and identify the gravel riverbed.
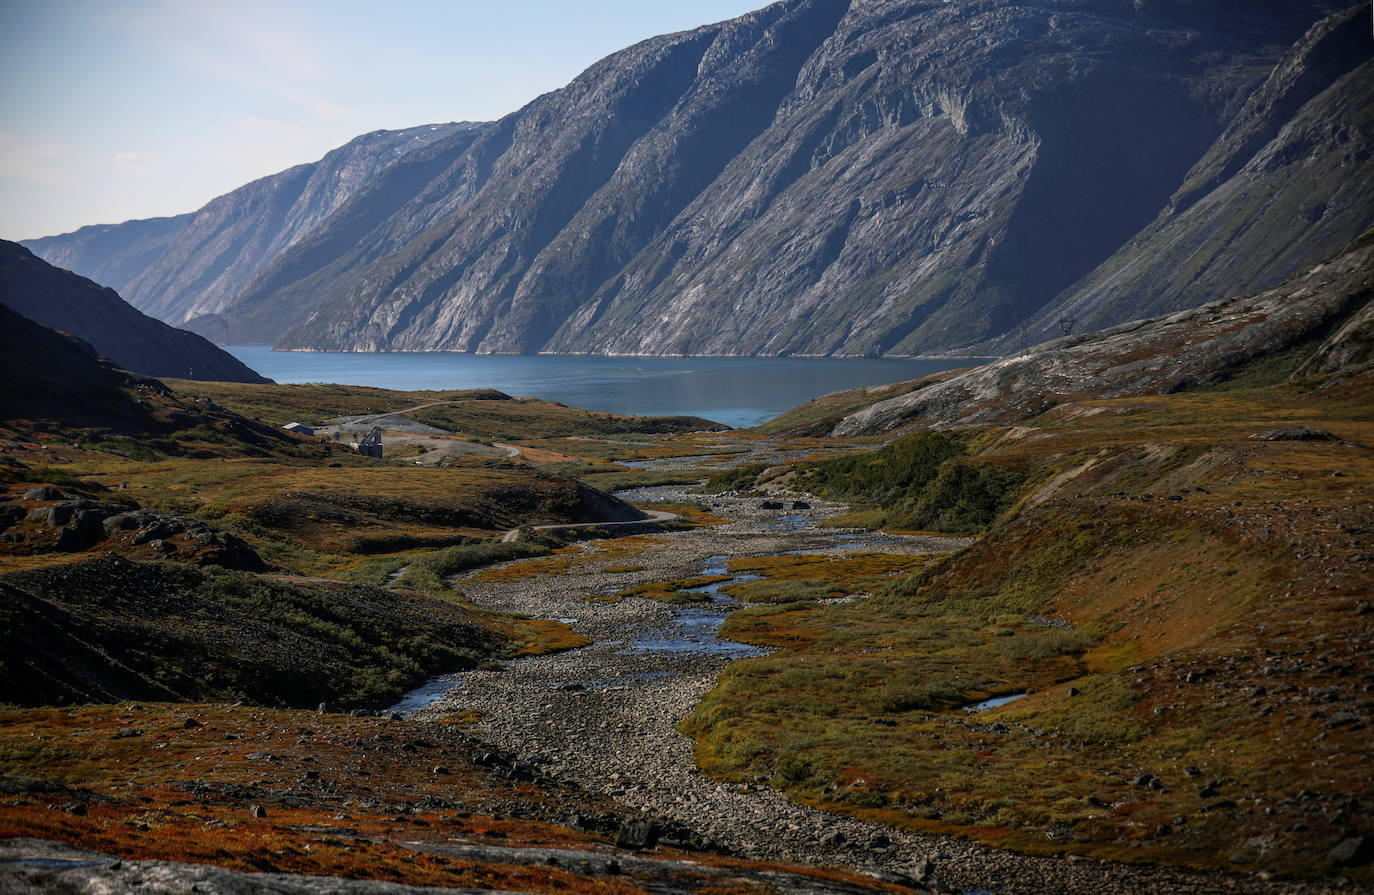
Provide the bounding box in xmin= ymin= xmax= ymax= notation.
xmin=411 ymin=487 xmax=1358 ymax=895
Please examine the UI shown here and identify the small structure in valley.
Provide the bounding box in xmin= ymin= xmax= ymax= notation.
xmin=282 ymin=422 xmax=314 ymax=436
xmin=351 ymin=426 xmax=384 ymax=458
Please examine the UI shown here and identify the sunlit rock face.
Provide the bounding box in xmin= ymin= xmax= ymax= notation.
xmin=26 ymin=1 xmax=1370 ymax=358
xmin=833 ymin=233 xmax=1374 ymax=435
xmin=22 ymin=123 xmax=481 ymax=332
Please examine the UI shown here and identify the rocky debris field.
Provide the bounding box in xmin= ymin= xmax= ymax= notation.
xmin=1 ymin=485 xmax=264 ymax=569
xmin=411 ymin=488 xmax=1359 ymax=894
xmin=0 ymin=835 xmax=936 ymax=895
xmin=0 ymin=702 xmax=954 ymax=895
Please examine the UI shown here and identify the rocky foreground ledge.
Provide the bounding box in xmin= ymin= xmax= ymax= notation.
xmin=0 ymin=836 xmax=924 ymax=895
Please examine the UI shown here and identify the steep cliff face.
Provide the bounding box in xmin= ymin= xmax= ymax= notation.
xmin=269 ymin=0 xmax=1345 ymax=356
xmin=832 ymin=231 xmax=1374 ymax=435
xmin=22 ymin=123 xmax=481 ymax=327
xmin=999 ymin=4 xmax=1374 ymax=351
xmin=23 ymin=1 xmax=1366 ymax=358
xmin=0 ymin=241 xmax=268 ymax=383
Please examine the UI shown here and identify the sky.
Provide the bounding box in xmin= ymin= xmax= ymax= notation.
xmin=0 ymin=0 xmax=766 ymax=241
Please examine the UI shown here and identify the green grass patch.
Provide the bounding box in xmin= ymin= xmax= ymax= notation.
xmin=615 ymin=575 xmax=732 ymax=603
xmin=796 ymin=431 xmax=1028 ymax=534
xmin=726 ymin=578 xmax=842 ymax=604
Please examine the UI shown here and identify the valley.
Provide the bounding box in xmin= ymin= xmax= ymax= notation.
xmin=3 ymin=321 xmax=1372 ymax=891
xmin=3 ymin=1 xmax=1372 ymax=891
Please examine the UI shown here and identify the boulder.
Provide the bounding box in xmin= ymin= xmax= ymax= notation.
xmin=1330 ymin=836 xmax=1374 ymax=867
xmin=613 ymin=819 xmax=660 ymax=850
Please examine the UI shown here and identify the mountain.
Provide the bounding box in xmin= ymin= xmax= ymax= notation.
xmin=0 ymin=301 xmax=296 ymax=467
xmin=18 ymin=215 xmax=191 ymax=300
xmin=993 ymin=3 xmax=1374 ymax=351
xmin=0 ymin=241 xmax=268 ymax=384
xmin=24 ymin=1 xmax=1369 ymax=357
xmin=831 ymin=229 xmax=1374 ymax=436
xmin=22 ymin=123 xmax=482 ymax=328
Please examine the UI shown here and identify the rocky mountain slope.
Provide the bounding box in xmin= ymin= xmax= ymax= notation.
xmin=22 ymin=123 xmax=480 ymax=328
xmin=24 ymin=1 xmax=1369 ymax=357
xmin=832 ymin=230 xmax=1374 ymax=435
xmin=0 ymin=241 xmax=268 ymax=383
xmin=996 ymin=3 xmax=1374 ymax=351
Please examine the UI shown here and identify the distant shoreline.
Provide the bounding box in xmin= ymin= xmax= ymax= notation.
xmin=224 ymin=344 xmax=1002 ymax=362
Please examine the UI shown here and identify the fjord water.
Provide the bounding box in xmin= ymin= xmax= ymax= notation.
xmin=226 ymin=347 xmax=979 ymax=428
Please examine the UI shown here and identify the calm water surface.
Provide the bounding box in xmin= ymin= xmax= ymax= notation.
xmin=226 ymin=347 xmax=982 ymax=428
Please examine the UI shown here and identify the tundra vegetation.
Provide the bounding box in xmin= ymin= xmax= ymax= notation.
xmin=682 ymin=367 xmax=1374 ymax=880
xmin=5 ymin=355 xmax=841 ymax=891
xmin=3 ymin=282 xmax=1372 ymax=887
xmin=0 ymin=358 xmax=724 ymax=709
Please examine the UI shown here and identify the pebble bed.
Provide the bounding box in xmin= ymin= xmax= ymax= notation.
xmin=412 ymin=486 xmax=1354 ymax=895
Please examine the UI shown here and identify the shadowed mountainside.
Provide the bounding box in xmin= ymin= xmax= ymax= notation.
xmin=0 ymin=241 xmax=268 ymax=384
xmin=0 ymin=302 xmax=280 ymax=441
xmin=996 ymin=3 xmax=1374 ymax=351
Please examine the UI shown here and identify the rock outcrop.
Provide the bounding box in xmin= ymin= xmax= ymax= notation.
xmin=833 ymin=231 xmax=1374 ymax=435
xmin=22 ymin=2 xmax=1370 ymax=358
xmin=0 ymin=241 xmax=268 ymax=383
xmin=7 ymin=487 xmax=265 ymax=570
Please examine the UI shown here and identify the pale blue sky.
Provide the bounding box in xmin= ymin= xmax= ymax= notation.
xmin=0 ymin=0 xmax=767 ymax=240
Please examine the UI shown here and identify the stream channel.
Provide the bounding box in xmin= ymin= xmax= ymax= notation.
xmin=389 ymin=471 xmax=980 ymax=874
xmin=379 ymin=448 xmax=1353 ymax=895
xmin=392 ymin=490 xmax=938 ymax=717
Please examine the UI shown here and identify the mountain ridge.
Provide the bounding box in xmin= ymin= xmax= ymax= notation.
xmin=830 ymin=229 xmax=1374 ymax=436
xmin=0 ymin=240 xmax=268 ymax=384
xmin=22 ymin=123 xmax=482 ymax=327
xmin=23 ymin=0 xmax=1370 ymax=358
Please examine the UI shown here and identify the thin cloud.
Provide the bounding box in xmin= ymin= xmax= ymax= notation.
xmin=112 ymin=151 xmax=150 ymax=162
xmin=0 ymin=134 xmax=77 ymax=185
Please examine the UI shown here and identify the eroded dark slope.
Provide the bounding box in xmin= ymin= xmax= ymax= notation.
xmin=0 ymin=556 xmax=510 ymax=709
xmin=0 ymin=241 xmax=267 ymax=384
